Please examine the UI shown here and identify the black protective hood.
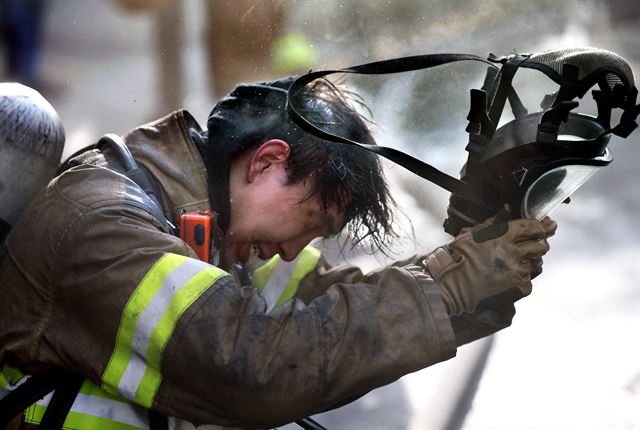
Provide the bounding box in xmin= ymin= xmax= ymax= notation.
xmin=203 ymin=78 xmax=293 ymax=232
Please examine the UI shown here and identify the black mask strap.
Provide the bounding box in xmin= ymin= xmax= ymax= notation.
xmin=0 ymin=218 xmax=11 ymax=243
xmin=287 ymin=53 xmax=497 ymax=208
xmin=611 ymin=87 xmax=640 ymax=138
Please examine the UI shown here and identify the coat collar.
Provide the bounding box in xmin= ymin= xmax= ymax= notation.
xmin=122 ymin=110 xmax=211 ymax=224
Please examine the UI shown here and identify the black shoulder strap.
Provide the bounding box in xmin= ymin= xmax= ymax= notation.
xmin=0 ymin=218 xmax=11 ymax=244
xmin=148 ymin=409 xmax=169 ymax=430
xmin=0 ymin=367 xmax=81 ymax=430
xmin=97 ymin=134 xmax=176 ymax=233
xmin=0 ymin=367 xmax=168 ymax=429
xmin=286 ymin=53 xmax=497 ymax=208
xmin=37 ymin=371 xmax=84 ymax=430
xmin=59 ymin=135 xmax=174 ymax=233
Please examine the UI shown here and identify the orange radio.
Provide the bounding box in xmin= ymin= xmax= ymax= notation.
xmin=178 ymin=210 xmax=221 ymax=265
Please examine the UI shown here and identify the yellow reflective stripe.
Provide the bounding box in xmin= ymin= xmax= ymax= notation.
xmin=24 ymin=379 xmax=149 ymax=429
xmin=1 ymin=365 xmax=28 ymax=399
xmin=0 ymin=365 xmax=25 ymax=385
xmin=24 ymin=404 xmax=146 ymax=430
xmin=253 ymin=246 xmax=321 ymax=310
xmin=102 ymin=253 xmax=229 ymax=408
xmin=134 ymin=265 xmax=226 ymax=406
xmin=102 ymin=253 xmax=189 ymax=396
xmin=118 ymin=258 xmax=215 ymax=403
xmin=274 ymin=246 xmax=321 ymax=309
xmin=252 ymin=255 xmax=280 ymax=291
xmin=80 ymin=379 xmax=125 ymax=400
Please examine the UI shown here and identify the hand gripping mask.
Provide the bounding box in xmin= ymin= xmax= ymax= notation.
xmin=444 ymin=48 xmax=639 ymax=235
xmin=286 ymin=48 xmax=639 ymax=236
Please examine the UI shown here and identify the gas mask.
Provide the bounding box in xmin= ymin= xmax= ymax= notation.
xmin=286 ymin=48 xmax=639 ymax=236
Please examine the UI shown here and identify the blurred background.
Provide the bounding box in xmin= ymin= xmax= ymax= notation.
xmin=1 ymin=1 xmax=638 ymax=429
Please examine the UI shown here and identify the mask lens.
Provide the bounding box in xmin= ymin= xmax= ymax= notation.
xmin=523 ymin=164 xmax=600 ymax=220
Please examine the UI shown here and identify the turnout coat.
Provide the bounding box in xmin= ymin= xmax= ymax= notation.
xmin=0 ymin=110 xmax=507 ymax=428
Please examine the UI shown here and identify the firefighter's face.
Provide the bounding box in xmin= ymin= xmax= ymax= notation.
xmin=224 ymin=139 xmax=344 ymax=266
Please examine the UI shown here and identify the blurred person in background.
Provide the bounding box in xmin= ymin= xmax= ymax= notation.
xmin=205 ymin=0 xmax=315 ymax=97
xmin=205 ymin=0 xmax=285 ymax=97
xmin=0 ymin=0 xmax=46 ymax=89
xmin=113 ymin=0 xmax=314 ymax=117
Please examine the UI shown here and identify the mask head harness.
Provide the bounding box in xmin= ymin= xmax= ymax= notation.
xmin=286 ymin=48 xmax=639 ymax=236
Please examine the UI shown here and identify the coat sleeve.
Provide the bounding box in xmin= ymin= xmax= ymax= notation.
xmin=49 ymin=204 xmax=456 ymax=428
xmin=161 ymin=258 xmax=456 ymax=426
xmin=299 ymin=253 xmax=518 ymax=349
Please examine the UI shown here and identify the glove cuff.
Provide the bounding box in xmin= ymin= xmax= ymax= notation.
xmin=423 ymin=247 xmax=455 ymax=281
xmin=424 ymin=249 xmax=460 ymax=316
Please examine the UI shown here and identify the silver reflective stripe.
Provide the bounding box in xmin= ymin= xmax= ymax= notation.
xmin=262 ymin=254 xmax=301 ymax=312
xmin=118 ymin=258 xmax=210 ymax=399
xmin=0 ymin=373 xmax=29 ymax=400
xmin=35 ymin=391 xmax=149 ymax=428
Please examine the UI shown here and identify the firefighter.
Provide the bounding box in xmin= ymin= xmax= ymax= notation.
xmin=0 ymin=78 xmax=555 ymax=429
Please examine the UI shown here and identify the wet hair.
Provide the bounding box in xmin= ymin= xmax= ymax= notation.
xmin=204 ymin=77 xmax=396 ymax=253
xmin=284 ymin=79 xmax=397 ymax=253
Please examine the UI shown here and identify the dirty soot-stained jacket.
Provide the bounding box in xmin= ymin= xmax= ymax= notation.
xmin=0 ymin=110 xmax=476 ymax=427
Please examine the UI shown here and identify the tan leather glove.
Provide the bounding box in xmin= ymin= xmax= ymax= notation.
xmin=425 ymin=216 xmax=556 ymax=316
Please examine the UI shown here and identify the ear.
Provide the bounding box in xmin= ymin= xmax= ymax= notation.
xmin=247 ymin=139 xmax=291 ymax=182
